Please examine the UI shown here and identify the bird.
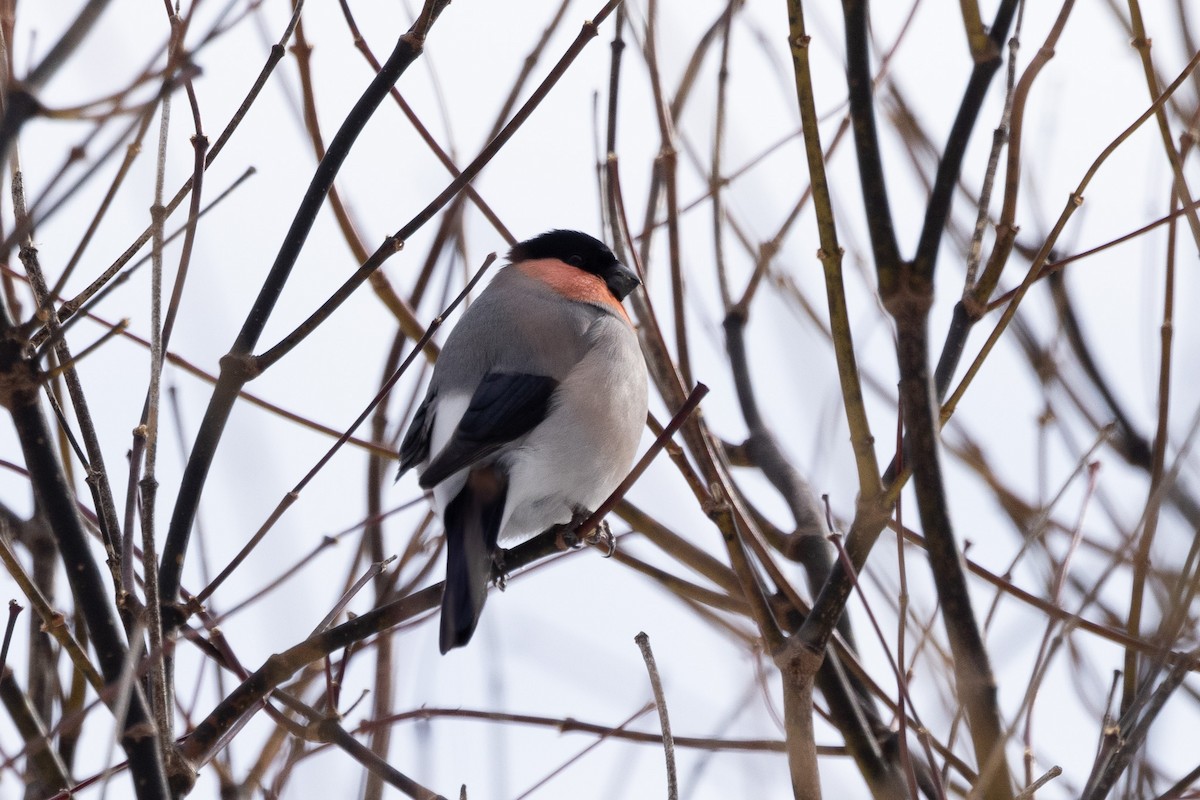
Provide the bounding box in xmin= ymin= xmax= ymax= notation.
xmin=397 ymin=229 xmax=649 ymax=653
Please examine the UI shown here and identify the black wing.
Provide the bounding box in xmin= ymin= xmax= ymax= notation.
xmin=396 ymin=391 xmax=436 ymax=479
xmin=419 ymin=372 xmax=559 ymax=489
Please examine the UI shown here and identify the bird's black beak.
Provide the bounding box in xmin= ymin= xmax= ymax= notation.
xmin=604 ymin=262 xmax=641 ymax=301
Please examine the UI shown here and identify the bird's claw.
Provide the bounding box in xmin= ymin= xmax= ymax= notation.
xmin=492 ymin=551 xmax=509 ymax=591
xmin=583 ymin=520 xmax=617 ymax=558
xmin=554 ymin=524 xmax=581 ymax=551
xmin=554 ymin=513 xmax=617 ymax=557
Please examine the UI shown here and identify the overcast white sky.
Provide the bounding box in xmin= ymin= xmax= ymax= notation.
xmin=2 ymin=0 xmax=1199 ymax=797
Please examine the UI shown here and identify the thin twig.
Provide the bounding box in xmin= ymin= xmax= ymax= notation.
xmin=634 ymin=631 xmax=678 ymax=800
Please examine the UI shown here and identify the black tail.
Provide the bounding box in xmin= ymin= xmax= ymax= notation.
xmin=439 ymin=466 xmax=507 ymax=653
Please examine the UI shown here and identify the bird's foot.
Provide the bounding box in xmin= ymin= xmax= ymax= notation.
xmin=554 ymin=521 xmax=581 ymax=551
xmin=553 ymin=510 xmax=616 ymax=557
xmin=492 ymin=550 xmax=509 ymax=591
xmin=582 ymin=519 xmax=617 ymax=558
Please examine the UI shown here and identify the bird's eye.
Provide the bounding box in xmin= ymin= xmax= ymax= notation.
xmin=566 ymin=254 xmax=584 ymax=267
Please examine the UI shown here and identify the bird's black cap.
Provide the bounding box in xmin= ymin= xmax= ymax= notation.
xmin=509 ymin=229 xmax=641 ymax=300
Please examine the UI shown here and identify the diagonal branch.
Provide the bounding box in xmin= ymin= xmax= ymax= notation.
xmin=913 ymin=0 xmax=1021 ymax=283
xmin=160 ymin=1 xmax=452 ymax=615
xmin=841 ymin=0 xmax=901 ymax=289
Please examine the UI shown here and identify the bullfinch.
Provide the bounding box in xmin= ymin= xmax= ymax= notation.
xmin=397 ymin=230 xmax=649 ymax=653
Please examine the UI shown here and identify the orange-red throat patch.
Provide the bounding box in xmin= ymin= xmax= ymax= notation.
xmin=516 ymin=258 xmax=632 ymax=325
